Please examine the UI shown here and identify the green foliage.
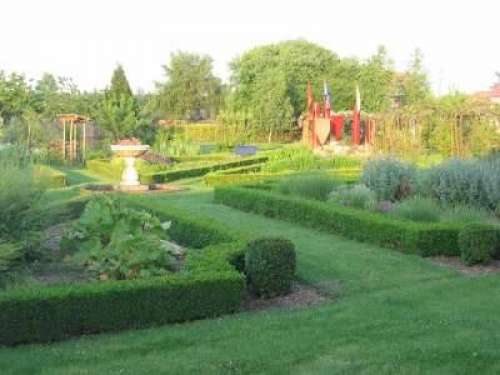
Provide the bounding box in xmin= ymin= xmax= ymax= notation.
xmin=276 ymin=173 xmax=339 ymax=201
xmin=230 ymin=40 xmax=341 ymax=116
xmin=204 ymin=172 xmax=279 ymax=187
xmin=328 ymin=184 xmax=376 ymax=210
xmin=141 ymin=156 xmax=268 ymax=184
xmin=458 ymin=224 xmax=499 ymax=265
xmin=0 ymin=241 xmax=25 ymax=286
xmin=262 ymin=145 xmax=318 ymax=172
xmin=215 ymin=186 xmax=462 ymax=257
xmin=400 ymin=48 xmax=432 ymax=106
xmin=418 ymin=157 xmax=500 ymax=211
xmin=0 ymin=71 xmax=32 ymax=124
xmin=0 ymin=270 xmax=243 ymax=346
xmin=153 ymin=128 xmax=201 ymax=157
xmin=441 ymin=204 xmax=492 ymax=225
xmin=358 ymin=45 xmax=395 ymax=112
xmin=0 ymin=154 xmax=45 ymax=239
xmin=109 ymin=64 xmax=134 ymax=99
xmin=362 ymin=157 xmax=416 ymax=201
xmin=0 ymin=198 xmax=246 ymax=346
xmin=34 ymin=165 xmax=66 ymax=187
xmin=86 ymin=158 xmax=124 ymax=181
xmin=262 ymin=145 xmax=361 ymax=174
xmin=390 ymin=196 xmax=441 ymax=223
xmin=244 ymin=238 xmax=296 ymax=298
xmin=63 ymin=196 xmax=177 ymax=280
xmin=97 ymin=94 xmax=139 ymax=141
xmin=153 ymin=52 xmax=222 ymax=120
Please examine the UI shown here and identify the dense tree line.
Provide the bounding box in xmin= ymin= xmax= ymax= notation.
xmin=0 ymin=39 xmax=453 ymax=149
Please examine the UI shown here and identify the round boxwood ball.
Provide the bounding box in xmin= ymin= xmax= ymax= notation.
xmin=458 ymin=224 xmax=498 ymax=266
xmin=244 ymin=237 xmax=296 ymax=298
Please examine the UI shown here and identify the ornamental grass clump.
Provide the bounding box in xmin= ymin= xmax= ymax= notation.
xmin=418 ymin=156 xmax=500 ymax=211
xmin=390 ymin=196 xmax=441 ymax=223
xmin=361 ymin=157 xmax=416 ymax=201
xmin=328 ymin=184 xmax=376 ymax=210
xmin=276 ymin=173 xmax=339 ymax=201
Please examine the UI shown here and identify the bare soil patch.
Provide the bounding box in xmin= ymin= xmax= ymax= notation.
xmin=242 ymin=281 xmax=335 ymax=311
xmin=430 ymin=256 xmax=500 ymax=276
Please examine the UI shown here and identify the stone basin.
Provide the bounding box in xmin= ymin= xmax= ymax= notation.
xmin=110 ymin=142 xmax=150 ymax=190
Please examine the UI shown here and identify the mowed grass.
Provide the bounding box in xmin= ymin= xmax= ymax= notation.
xmin=2 ymin=190 xmax=500 ymax=374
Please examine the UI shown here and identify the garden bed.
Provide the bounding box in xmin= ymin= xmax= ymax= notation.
xmin=214 ymin=186 xmax=464 ymax=257
xmin=0 ymin=198 xmax=248 ymax=346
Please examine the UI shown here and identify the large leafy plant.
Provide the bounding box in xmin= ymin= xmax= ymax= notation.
xmin=63 ymin=196 xmax=177 ymax=280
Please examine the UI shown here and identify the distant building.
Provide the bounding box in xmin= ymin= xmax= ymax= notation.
xmin=475 ymin=83 xmax=500 ymax=104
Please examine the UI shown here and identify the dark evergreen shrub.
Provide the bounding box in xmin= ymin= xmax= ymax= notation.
xmin=459 ymin=224 xmax=498 ymax=265
xmin=244 ymin=238 xmax=296 ymax=298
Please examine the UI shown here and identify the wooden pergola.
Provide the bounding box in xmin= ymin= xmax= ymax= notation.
xmin=57 ymin=114 xmax=91 ymax=162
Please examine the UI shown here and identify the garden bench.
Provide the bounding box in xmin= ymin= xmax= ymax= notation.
xmin=234 ymin=145 xmax=257 ymax=156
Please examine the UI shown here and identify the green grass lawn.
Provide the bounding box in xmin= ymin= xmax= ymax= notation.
xmin=2 ymin=189 xmax=500 ymax=374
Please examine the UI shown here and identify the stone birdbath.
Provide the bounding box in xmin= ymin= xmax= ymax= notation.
xmin=111 ymin=138 xmax=150 ymax=191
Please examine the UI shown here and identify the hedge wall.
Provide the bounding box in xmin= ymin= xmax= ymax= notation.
xmin=215 ymin=187 xmax=461 ymax=257
xmin=0 ymin=198 xmax=246 ymax=346
xmin=141 ymin=156 xmax=268 ymax=184
xmin=0 ymin=270 xmax=242 ymax=346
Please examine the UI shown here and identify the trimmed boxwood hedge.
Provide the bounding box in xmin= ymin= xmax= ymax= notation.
xmin=245 ymin=238 xmax=296 ymax=297
xmin=459 ymin=224 xmax=499 ymax=265
xmin=205 ymin=173 xmax=282 ymax=187
xmin=0 ymin=198 xmax=247 ymax=346
xmin=141 ymin=156 xmax=268 ymax=184
xmin=214 ymin=187 xmax=462 ymax=257
xmin=0 ymin=271 xmax=242 ymax=346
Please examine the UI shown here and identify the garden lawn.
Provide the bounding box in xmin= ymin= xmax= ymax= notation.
xmin=2 ymin=190 xmax=500 ymax=374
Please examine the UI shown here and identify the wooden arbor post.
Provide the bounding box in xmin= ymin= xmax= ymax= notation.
xmin=57 ymin=114 xmax=91 ymax=163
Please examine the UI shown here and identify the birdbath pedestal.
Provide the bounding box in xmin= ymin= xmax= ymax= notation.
xmin=110 ymin=143 xmax=150 ymax=191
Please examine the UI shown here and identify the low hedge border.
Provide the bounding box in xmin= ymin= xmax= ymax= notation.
xmin=0 ymin=198 xmax=247 ymax=346
xmin=141 ymin=156 xmax=268 ymax=184
xmin=214 ymin=187 xmax=462 ymax=257
xmin=204 ymin=167 xmax=360 ymax=187
xmin=205 ymin=173 xmax=283 ymax=187
xmin=86 ymin=159 xmax=124 ymax=181
xmin=35 ymin=165 xmax=67 ymax=188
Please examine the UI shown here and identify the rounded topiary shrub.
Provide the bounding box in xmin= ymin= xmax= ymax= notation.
xmin=244 ymin=238 xmax=296 ymax=298
xmin=458 ymin=224 xmax=498 ymax=266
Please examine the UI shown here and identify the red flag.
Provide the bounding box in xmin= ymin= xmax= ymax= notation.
xmin=352 ymin=85 xmax=361 ymax=145
xmin=306 ymin=81 xmax=314 ymax=118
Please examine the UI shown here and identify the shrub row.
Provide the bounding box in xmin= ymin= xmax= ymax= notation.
xmin=205 ymin=173 xmax=282 ymax=187
xmin=141 ymin=156 xmax=268 ymax=184
xmin=459 ymin=224 xmax=500 ymax=265
xmin=215 ymin=187 xmax=462 ymax=257
xmin=0 ymin=199 xmax=246 ymax=346
xmin=0 ymin=270 xmax=243 ymax=346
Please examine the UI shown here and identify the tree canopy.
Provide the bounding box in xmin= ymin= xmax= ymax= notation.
xmin=153 ymin=52 xmax=222 ymax=120
xmin=109 ymin=64 xmax=133 ymax=99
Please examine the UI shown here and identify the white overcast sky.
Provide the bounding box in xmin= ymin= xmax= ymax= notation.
xmin=0 ymin=0 xmax=498 ymax=95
